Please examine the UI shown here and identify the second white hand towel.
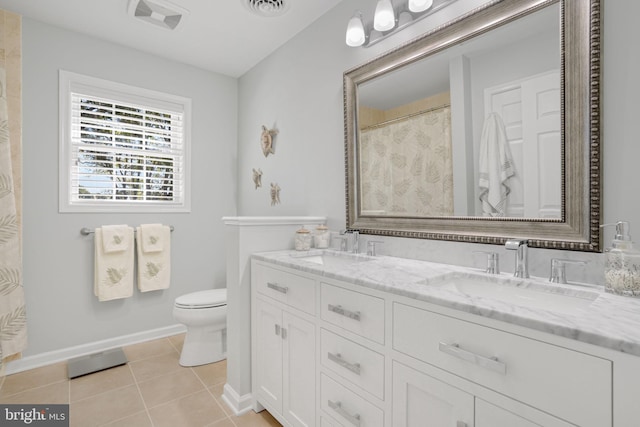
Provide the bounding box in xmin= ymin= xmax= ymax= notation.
xmin=94 ymin=226 xmax=134 ymax=301
xmin=136 ymin=224 xmax=171 ymax=292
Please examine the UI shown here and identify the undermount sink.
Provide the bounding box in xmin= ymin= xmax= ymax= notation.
xmin=291 ymin=250 xmax=374 ymax=269
xmin=432 ymin=274 xmax=599 ymax=314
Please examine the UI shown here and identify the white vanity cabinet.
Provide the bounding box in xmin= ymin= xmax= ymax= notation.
xmin=251 ymin=256 xmax=640 ymax=427
xmin=252 ymin=263 xmax=316 ymax=427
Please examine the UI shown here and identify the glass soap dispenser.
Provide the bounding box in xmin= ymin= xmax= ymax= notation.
xmin=602 ymin=221 xmax=640 ymax=296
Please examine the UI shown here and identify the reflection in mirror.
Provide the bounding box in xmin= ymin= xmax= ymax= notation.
xmin=344 ymin=0 xmax=601 ymax=251
xmin=357 ymin=4 xmax=560 ymax=219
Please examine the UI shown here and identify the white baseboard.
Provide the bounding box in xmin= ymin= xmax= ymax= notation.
xmin=5 ymin=324 xmax=187 ymax=375
xmin=222 ymin=383 xmax=254 ymax=416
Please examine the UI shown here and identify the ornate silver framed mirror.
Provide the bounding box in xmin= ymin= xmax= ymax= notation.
xmin=344 ymin=0 xmax=600 ymax=251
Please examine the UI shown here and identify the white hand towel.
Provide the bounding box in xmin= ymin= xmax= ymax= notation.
xmin=478 ymin=113 xmax=516 ymax=217
xmin=136 ymin=225 xmax=171 ymax=292
xmin=101 ymin=224 xmax=132 ymax=253
xmin=139 ymin=223 xmax=165 ymax=253
xmin=94 ymin=227 xmax=134 ymax=301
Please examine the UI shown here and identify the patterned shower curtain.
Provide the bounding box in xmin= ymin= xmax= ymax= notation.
xmin=0 ymin=67 xmax=26 ymax=374
xmin=360 ymin=106 xmax=454 ymax=217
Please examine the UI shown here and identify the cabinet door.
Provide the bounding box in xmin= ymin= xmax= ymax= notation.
xmin=255 ymin=298 xmax=283 ymax=413
xmin=393 ymin=362 xmax=474 ymax=427
xmin=283 ymin=311 xmax=316 ymax=427
xmin=476 ymin=399 xmax=573 ymax=427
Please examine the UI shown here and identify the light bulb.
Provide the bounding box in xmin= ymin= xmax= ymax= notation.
xmin=345 ymin=12 xmax=366 ymax=47
xmin=374 ymin=0 xmax=395 ymax=32
xmin=408 ymin=0 xmax=434 ymax=13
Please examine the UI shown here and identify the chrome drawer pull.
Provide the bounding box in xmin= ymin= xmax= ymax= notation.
xmin=275 ymin=324 xmax=281 ymax=336
xmin=327 ymin=304 xmax=361 ymax=321
xmin=328 ymin=400 xmax=361 ymax=427
xmin=267 ymin=282 xmax=289 ymax=294
xmin=327 ymin=352 xmax=361 ymax=375
xmin=438 ymin=342 xmax=507 ymax=375
xmin=281 ymin=327 xmax=287 ymax=340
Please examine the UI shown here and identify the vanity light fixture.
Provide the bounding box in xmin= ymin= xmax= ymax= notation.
xmin=346 ymin=11 xmax=366 ymax=47
xmin=374 ymin=0 xmax=396 ymax=31
xmin=346 ymin=0 xmax=458 ymax=47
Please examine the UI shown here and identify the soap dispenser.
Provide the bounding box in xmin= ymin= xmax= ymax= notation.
xmin=601 ymin=221 xmax=640 ymax=296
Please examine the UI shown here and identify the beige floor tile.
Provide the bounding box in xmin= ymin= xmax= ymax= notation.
xmin=1 ymin=381 xmax=69 ymax=404
xmin=70 ymin=364 xmax=134 ymax=402
xmin=138 ymin=369 xmax=204 ymax=408
xmin=0 ymin=362 xmax=68 ymax=397
xmin=206 ymin=418 xmax=236 ymax=427
xmin=208 ymin=383 xmax=234 ymax=417
xmin=168 ymin=333 xmax=185 ymax=353
xmin=128 ymin=351 xmax=183 ymax=383
xmin=192 ymin=359 xmax=227 ymax=387
xmin=122 ymin=338 xmax=177 ymax=362
xmin=103 ymin=411 xmax=153 ymax=427
xmin=148 ymin=389 xmax=228 ymax=427
xmin=232 ymin=409 xmax=282 ymax=427
xmin=70 ymin=384 xmax=145 ymax=427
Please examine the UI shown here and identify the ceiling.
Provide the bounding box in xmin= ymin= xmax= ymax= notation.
xmin=0 ymin=0 xmax=344 ymax=77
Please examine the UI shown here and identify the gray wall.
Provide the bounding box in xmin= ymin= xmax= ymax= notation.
xmin=237 ymin=0 xmax=640 ymax=282
xmin=22 ymin=19 xmax=237 ymax=356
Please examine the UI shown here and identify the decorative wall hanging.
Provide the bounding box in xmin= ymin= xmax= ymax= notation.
xmin=261 ymin=125 xmax=278 ymax=157
xmin=252 ymin=168 xmax=263 ymax=189
xmin=270 ymin=183 xmax=281 ymax=206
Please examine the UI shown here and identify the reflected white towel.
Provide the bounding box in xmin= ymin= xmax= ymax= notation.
xmin=94 ymin=227 xmax=134 ymax=301
xmin=101 ymin=224 xmax=131 ymax=253
xmin=478 ymin=113 xmax=516 ymax=216
xmin=139 ymin=223 xmax=164 ymax=253
xmin=136 ymin=225 xmax=171 ymax=292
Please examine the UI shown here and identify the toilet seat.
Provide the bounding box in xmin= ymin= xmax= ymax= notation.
xmin=175 ymin=289 xmax=227 ymax=309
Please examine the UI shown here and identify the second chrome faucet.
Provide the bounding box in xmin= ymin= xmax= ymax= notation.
xmin=505 ymin=238 xmax=529 ymax=278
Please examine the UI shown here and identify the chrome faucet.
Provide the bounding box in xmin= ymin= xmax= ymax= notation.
xmin=505 ymin=239 xmax=529 ymax=278
xmin=340 ymin=230 xmax=360 ymax=253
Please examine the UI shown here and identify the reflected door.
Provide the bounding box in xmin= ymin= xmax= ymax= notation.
xmin=485 ymin=70 xmax=561 ymax=218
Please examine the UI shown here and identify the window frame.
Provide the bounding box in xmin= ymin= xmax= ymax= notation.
xmin=59 ymin=70 xmax=192 ymax=213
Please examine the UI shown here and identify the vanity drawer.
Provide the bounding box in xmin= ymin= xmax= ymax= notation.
xmin=321 ymin=373 xmax=383 ymax=427
xmin=393 ymin=302 xmax=611 ymax=427
xmin=321 ymin=328 xmax=385 ymax=399
xmin=321 ymin=283 xmax=385 ymax=344
xmin=253 ymin=263 xmax=315 ymax=315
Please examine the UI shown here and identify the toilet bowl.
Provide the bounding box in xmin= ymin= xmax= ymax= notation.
xmin=173 ymin=288 xmax=227 ymax=367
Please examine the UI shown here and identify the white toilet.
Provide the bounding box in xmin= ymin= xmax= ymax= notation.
xmin=173 ymin=288 xmax=227 ymax=367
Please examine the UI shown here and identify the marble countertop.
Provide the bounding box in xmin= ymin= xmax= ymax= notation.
xmin=252 ymin=249 xmax=640 ymax=357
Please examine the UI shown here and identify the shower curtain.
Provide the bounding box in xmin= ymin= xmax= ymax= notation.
xmin=360 ymin=106 xmax=454 ymax=216
xmin=0 ymin=67 xmax=26 ymax=373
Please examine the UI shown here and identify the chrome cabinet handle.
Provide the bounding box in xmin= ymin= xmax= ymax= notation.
xmin=328 ymin=400 xmax=361 ymax=427
xmin=438 ymin=342 xmax=506 ymax=375
xmin=327 ymin=352 xmax=361 ymax=375
xmin=275 ymin=324 xmax=281 ymax=336
xmin=327 ymin=304 xmax=361 ymax=321
xmin=281 ymin=327 xmax=287 ymax=340
xmin=267 ymin=282 xmax=288 ymax=294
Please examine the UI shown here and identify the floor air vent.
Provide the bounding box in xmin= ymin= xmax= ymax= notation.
xmin=67 ymin=348 xmax=128 ymax=379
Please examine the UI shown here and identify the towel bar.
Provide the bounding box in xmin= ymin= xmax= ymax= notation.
xmin=80 ymin=226 xmax=174 ymax=236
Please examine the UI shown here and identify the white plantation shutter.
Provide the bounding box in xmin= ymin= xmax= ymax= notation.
xmin=60 ymin=71 xmax=191 ymax=212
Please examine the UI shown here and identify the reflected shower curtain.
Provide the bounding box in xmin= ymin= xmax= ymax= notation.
xmin=360 ymin=106 xmax=454 ymax=216
xmin=0 ymin=68 xmax=26 ymax=373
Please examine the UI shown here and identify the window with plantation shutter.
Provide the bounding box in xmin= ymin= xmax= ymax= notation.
xmin=59 ymin=70 xmax=191 ymax=212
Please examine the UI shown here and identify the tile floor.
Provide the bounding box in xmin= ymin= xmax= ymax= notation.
xmin=0 ymin=334 xmax=282 ymax=427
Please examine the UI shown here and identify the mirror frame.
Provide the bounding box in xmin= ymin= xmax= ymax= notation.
xmin=344 ymin=0 xmax=601 ymax=251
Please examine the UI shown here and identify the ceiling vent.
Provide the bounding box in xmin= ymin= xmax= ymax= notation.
xmin=243 ymin=0 xmax=290 ymax=17
xmin=127 ymin=0 xmax=189 ymax=30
